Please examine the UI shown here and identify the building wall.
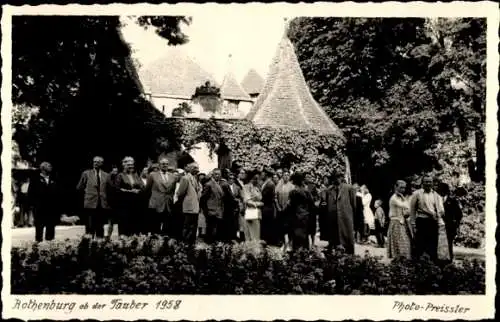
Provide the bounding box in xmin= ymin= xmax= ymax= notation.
xmin=149 ymin=96 xmax=191 ymax=117
xmin=148 ymin=94 xmax=253 ymax=119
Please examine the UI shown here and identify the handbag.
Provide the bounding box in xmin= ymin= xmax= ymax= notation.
xmin=245 ymin=207 xmax=260 ymax=220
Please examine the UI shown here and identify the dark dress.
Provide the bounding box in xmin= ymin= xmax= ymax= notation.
xmin=114 ymin=172 xmax=144 ymax=236
xmin=28 ymin=174 xmax=62 ymax=242
xmin=261 ymin=179 xmax=281 ymax=246
xmin=285 ymin=186 xmax=316 ymax=250
xmin=219 ymin=179 xmax=239 ymax=242
xmin=443 ymin=196 xmax=463 ymax=260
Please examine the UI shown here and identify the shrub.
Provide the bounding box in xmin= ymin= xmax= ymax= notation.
xmin=11 ymin=236 xmax=485 ymax=295
xmin=455 ymin=182 xmax=485 ymax=248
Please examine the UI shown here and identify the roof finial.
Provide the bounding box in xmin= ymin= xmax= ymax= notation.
xmin=283 ymin=17 xmax=291 ymax=39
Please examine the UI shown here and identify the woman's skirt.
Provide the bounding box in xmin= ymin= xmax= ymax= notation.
xmin=243 ymin=219 xmax=261 ymax=242
xmin=387 ymin=219 xmax=412 ymax=259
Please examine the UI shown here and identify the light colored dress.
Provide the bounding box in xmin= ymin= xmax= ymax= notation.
xmin=243 ymin=183 xmax=262 ymax=241
xmin=362 ymin=193 xmax=375 ymax=230
xmin=387 ymin=193 xmax=412 ymax=259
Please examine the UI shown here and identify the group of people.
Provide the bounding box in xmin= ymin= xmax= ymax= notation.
xmin=21 ymin=156 xmax=463 ymax=261
xmin=385 ymin=176 xmax=463 ymax=261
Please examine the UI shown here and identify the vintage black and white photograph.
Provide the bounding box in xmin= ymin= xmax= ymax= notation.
xmin=1 ymin=2 xmax=497 ymax=321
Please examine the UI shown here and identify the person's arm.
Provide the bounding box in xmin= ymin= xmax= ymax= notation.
xmin=175 ymin=176 xmax=188 ymax=203
xmin=76 ymin=171 xmax=87 ymax=191
xmin=144 ymin=173 xmax=154 ymax=197
xmin=409 ymin=193 xmax=418 ymax=231
xmin=200 ymin=182 xmax=211 ymax=213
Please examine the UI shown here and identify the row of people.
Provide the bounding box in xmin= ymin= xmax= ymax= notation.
xmin=25 ymin=157 xmax=463 ymax=261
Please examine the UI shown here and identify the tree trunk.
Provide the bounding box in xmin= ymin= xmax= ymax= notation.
xmin=474 ymin=128 xmax=485 ymax=182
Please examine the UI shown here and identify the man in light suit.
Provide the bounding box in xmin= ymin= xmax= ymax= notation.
xmin=200 ymin=168 xmax=225 ymax=244
xmin=175 ymin=163 xmax=201 ymax=245
xmin=145 ymin=157 xmax=177 ymax=234
xmin=76 ymin=156 xmax=109 ymax=238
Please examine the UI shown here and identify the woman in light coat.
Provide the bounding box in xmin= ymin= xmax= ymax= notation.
xmin=387 ymin=180 xmax=413 ymax=259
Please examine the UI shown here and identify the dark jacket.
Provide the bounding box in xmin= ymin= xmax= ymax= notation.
xmin=28 ymin=173 xmax=62 ymax=221
xmin=200 ymin=178 xmax=224 ymax=219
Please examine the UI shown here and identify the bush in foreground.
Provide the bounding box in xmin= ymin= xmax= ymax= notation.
xmin=11 ymin=235 xmax=485 ymax=295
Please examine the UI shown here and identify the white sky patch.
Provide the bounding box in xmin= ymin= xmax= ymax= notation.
xmin=120 ymin=14 xmax=287 ymax=84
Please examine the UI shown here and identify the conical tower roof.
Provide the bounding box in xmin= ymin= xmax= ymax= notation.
xmin=139 ymin=47 xmax=218 ymax=98
xmin=221 ymin=71 xmax=252 ymax=101
xmin=246 ymin=35 xmax=343 ymax=137
xmin=241 ymin=69 xmax=265 ymax=95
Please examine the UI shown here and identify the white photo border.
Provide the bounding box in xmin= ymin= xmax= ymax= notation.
xmin=1 ymin=2 xmax=498 ymax=321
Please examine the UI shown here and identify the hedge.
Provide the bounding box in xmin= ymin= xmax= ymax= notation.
xmin=11 ymin=235 xmax=485 ymax=295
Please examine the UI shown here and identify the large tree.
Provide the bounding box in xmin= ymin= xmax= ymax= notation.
xmin=287 ymin=17 xmax=486 ymax=197
xmin=12 ymin=15 xmax=189 ymax=211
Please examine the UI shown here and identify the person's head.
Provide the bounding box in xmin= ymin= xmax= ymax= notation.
xmin=93 ymin=156 xmax=104 ymax=170
xmin=395 ymin=180 xmax=407 ymax=195
xmin=122 ymin=156 xmax=135 ymax=173
xmin=360 ymin=184 xmax=369 ymax=194
xmin=222 ymin=168 xmax=233 ymax=182
xmin=141 ymin=166 xmax=149 ymax=178
xmin=272 ymin=174 xmax=279 ymax=184
xmin=211 ymin=168 xmax=222 ymax=181
xmin=437 ymin=182 xmax=451 ymax=197
xmin=186 ymin=162 xmax=199 ymax=175
xmin=291 ymin=171 xmax=306 ymax=187
xmin=111 ymin=165 xmax=119 ymax=175
xmin=149 ymin=163 xmax=159 ymax=173
xmin=263 ymin=167 xmax=274 ymax=180
xmin=322 ymin=176 xmax=330 ymax=187
xmin=282 ymin=170 xmax=291 ymax=183
xmin=352 ymin=182 xmax=359 ymax=190
xmin=248 ymin=170 xmax=261 ymax=185
xmin=305 ymin=173 xmax=314 ymax=185
xmin=237 ymin=168 xmax=247 ymax=181
xmin=374 ymin=199 xmax=382 ymax=208
xmin=422 ymin=175 xmax=433 ymax=192
xmin=158 ymin=157 xmax=169 ymax=172
xmin=40 ymin=162 xmax=52 ymax=175
xmin=330 ymin=173 xmax=344 ymax=186
xmin=276 ymin=168 xmax=283 ymax=179
xmin=198 ymin=172 xmax=206 ymax=182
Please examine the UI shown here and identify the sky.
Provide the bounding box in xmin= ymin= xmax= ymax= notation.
xmin=120 ymin=14 xmax=288 ymax=84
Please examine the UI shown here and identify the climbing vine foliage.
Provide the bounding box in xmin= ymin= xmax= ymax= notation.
xmin=167 ymin=118 xmax=347 ymax=181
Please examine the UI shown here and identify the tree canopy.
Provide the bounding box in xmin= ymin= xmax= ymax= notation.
xmin=11 ymin=15 xmax=189 ymax=211
xmin=287 ymin=17 xmax=485 ymax=197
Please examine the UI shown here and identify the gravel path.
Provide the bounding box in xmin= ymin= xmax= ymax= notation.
xmin=10 ymin=225 xmax=485 ymax=263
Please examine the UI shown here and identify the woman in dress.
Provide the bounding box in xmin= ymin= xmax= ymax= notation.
xmin=115 ymin=156 xmax=144 ymax=236
xmin=232 ymin=168 xmax=246 ymax=242
xmin=243 ymin=170 xmax=264 ymax=242
xmin=285 ymin=171 xmax=316 ymax=251
xmin=387 ymin=180 xmax=412 ymax=259
xmin=360 ymin=184 xmax=375 ymax=242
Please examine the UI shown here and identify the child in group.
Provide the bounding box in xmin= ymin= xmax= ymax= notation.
xmin=373 ymin=199 xmax=386 ymax=248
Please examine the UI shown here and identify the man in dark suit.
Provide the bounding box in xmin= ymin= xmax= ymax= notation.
xmin=145 ymin=157 xmax=177 ymax=234
xmin=200 ymin=168 xmax=224 ymax=244
xmin=261 ymin=167 xmax=280 ymax=246
xmin=76 ymin=156 xmax=110 ymax=238
xmin=28 ymin=162 xmax=63 ymax=242
xmin=437 ymin=182 xmax=463 ymax=260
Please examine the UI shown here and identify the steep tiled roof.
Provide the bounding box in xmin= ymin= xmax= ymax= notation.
xmin=241 ymin=69 xmax=265 ymax=95
xmin=139 ymin=48 xmax=218 ymax=98
xmin=221 ymin=71 xmax=252 ymax=102
xmin=246 ymin=36 xmax=343 ymax=137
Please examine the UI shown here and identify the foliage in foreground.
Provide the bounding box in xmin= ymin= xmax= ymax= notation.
xmin=11 ymin=236 xmax=485 ymax=295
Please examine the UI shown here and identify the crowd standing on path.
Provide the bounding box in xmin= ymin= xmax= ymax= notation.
xmin=16 ymin=156 xmax=464 ymax=263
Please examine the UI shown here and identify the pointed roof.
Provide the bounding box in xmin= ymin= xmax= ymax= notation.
xmin=221 ymin=71 xmax=252 ymax=102
xmin=241 ymin=69 xmax=265 ymax=95
xmin=139 ymin=47 xmax=218 ymax=98
xmin=246 ymin=35 xmax=343 ymax=137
